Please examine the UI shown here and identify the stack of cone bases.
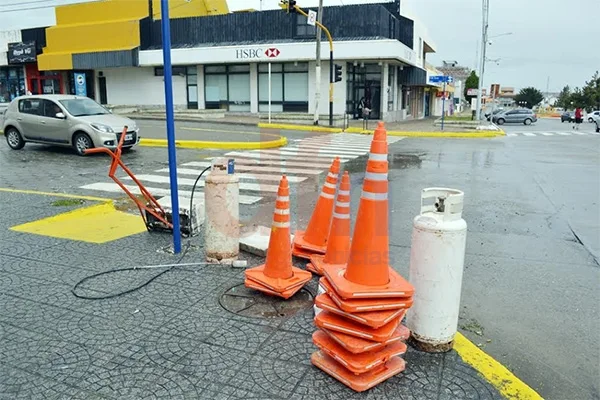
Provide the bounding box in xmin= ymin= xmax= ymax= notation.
xmin=307 ymin=171 xmax=352 ymax=276
xmin=310 ymin=122 xmax=415 ymax=393
xmin=245 ymin=176 xmax=312 ymax=299
xmin=292 ymin=157 xmax=341 ymax=259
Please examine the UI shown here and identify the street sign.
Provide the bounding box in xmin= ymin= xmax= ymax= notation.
xmin=74 ymin=72 xmax=87 ymax=96
xmin=467 ymin=88 xmax=478 ymax=96
xmin=429 ymin=75 xmax=452 ymax=84
xmin=307 ymin=10 xmax=317 ymax=26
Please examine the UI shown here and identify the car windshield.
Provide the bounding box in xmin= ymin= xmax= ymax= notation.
xmin=59 ymin=98 xmax=109 ymax=117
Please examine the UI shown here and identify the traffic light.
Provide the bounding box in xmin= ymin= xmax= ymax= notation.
xmin=334 ymin=64 xmax=343 ymax=83
xmin=289 ymin=0 xmax=297 ymax=13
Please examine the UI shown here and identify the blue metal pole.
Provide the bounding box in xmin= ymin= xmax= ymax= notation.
xmin=441 ymin=80 xmax=446 ymax=131
xmin=160 ymin=0 xmax=181 ymax=254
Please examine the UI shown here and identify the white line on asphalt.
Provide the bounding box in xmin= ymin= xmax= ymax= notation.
xmin=123 ymin=174 xmax=279 ymax=193
xmin=506 ymin=133 xmax=518 ymax=137
xmin=183 ymin=161 xmax=323 ymax=175
xmin=522 ymin=132 xmax=536 ymax=137
xmin=287 ymin=145 xmax=367 ymax=156
xmin=80 ymin=183 xmax=263 ymax=204
xmin=539 ymin=132 xmax=554 ymax=136
xmin=554 ymin=132 xmax=572 ymax=136
xmin=293 ymin=143 xmax=370 ymax=153
xmin=158 ymin=168 xmax=307 ymax=183
xmin=572 ymin=131 xmax=587 ymax=135
xmin=223 ymin=151 xmax=349 ymax=164
xmin=223 ymin=153 xmax=333 ymax=168
xmin=252 ymin=149 xmax=354 ymax=160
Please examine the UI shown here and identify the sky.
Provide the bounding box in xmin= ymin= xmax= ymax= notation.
xmin=1 ymin=0 xmax=598 ymax=91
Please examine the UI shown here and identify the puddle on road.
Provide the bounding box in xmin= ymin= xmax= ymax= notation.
xmin=389 ymin=153 xmax=423 ymax=169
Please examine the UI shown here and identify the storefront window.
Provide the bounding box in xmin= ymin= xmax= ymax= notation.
xmin=0 ymin=67 xmax=26 ymax=103
xmin=258 ymin=62 xmax=308 ymax=113
xmin=204 ymin=64 xmax=250 ymax=112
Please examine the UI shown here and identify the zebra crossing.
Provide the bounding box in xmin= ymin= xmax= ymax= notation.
xmin=79 ymin=134 xmax=404 ymax=205
xmin=506 ymin=130 xmax=599 ymax=137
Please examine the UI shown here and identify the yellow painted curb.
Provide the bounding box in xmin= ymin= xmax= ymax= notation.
xmin=258 ymin=122 xmax=343 ymax=133
xmin=454 ymin=333 xmax=544 ymax=400
xmin=139 ymin=135 xmax=287 ymax=150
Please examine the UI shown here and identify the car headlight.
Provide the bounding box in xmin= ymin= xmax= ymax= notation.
xmin=90 ymin=123 xmax=114 ymax=133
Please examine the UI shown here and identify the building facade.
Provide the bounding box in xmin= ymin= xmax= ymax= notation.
xmin=1 ymin=0 xmax=438 ymax=122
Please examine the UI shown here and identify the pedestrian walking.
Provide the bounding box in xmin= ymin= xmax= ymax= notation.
xmin=574 ymin=107 xmax=583 ymax=130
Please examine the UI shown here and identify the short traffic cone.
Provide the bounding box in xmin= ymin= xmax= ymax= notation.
xmin=310 ymin=122 xmax=414 ymax=392
xmin=245 ymin=176 xmax=312 ymax=299
xmin=292 ymin=157 xmax=341 ymax=259
xmin=307 ymin=171 xmax=352 ymax=276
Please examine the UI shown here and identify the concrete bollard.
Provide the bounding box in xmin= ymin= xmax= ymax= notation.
xmin=204 ymin=158 xmax=239 ymax=263
xmin=406 ymin=188 xmax=467 ymax=352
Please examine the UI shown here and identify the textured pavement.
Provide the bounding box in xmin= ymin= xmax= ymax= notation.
xmin=0 ymin=190 xmax=504 ymax=399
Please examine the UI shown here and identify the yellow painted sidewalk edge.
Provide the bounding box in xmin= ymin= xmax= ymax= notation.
xmin=454 ymin=333 xmax=544 ymax=400
xmin=344 ymin=127 xmax=505 ymax=138
xmin=139 ymin=135 xmax=287 ymax=149
xmin=258 ymin=122 xmax=343 ymax=133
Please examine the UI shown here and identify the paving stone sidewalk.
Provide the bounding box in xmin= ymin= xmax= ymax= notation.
xmin=0 ymin=192 xmax=504 ymax=400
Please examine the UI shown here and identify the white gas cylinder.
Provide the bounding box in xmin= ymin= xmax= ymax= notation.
xmin=406 ymin=188 xmax=467 ymax=352
xmin=204 ymin=158 xmax=240 ymax=263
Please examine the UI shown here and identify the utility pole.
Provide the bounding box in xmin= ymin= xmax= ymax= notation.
xmin=475 ymin=0 xmax=489 ymax=121
xmin=314 ymin=0 xmax=323 ymax=125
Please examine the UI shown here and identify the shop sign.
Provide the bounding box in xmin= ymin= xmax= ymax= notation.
xmin=74 ymin=72 xmax=87 ymax=96
xmin=7 ymin=41 xmax=37 ymax=64
xmin=235 ymin=47 xmax=280 ymax=60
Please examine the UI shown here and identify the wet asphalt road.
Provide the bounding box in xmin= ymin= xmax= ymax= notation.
xmin=1 ymin=125 xmax=599 ymax=400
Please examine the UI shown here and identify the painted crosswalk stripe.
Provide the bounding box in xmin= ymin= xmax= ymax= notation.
xmin=265 ymin=147 xmax=358 ymax=157
xmin=293 ymin=144 xmax=369 ymax=154
xmin=123 ymin=174 xmax=279 ymax=193
xmin=539 ymin=132 xmax=554 ymax=136
xmin=252 ymin=149 xmax=354 ymax=160
xmin=159 ymin=168 xmax=307 ymax=183
xmin=184 ymin=161 xmax=323 ymax=175
xmin=80 ymin=183 xmax=262 ymax=204
xmin=224 ymin=151 xmax=350 ymax=164
xmin=554 ymin=132 xmax=571 ymax=136
xmin=507 ymin=133 xmax=518 ymax=137
xmin=572 ymin=131 xmax=587 ymax=135
xmin=223 ymin=153 xmax=333 ymax=168
xmin=522 ymin=132 xmax=536 ymax=137
xmin=298 ymin=139 xmax=374 ymax=147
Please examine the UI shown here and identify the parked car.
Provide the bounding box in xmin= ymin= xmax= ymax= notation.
xmin=485 ymin=108 xmax=504 ymax=121
xmin=492 ymin=109 xmax=538 ymax=125
xmin=587 ymin=110 xmax=600 ymax=123
xmin=561 ymin=111 xmax=575 ymax=123
xmin=2 ymin=94 xmax=139 ymax=156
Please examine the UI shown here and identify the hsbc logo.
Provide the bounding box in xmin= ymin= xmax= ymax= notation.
xmin=235 ymin=47 xmax=281 ymax=59
xmin=265 ymin=48 xmax=280 ymax=58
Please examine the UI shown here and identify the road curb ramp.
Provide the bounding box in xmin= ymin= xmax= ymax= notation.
xmin=307 ymin=171 xmax=352 ymax=276
xmin=292 ymin=158 xmax=341 ymax=259
xmin=244 ymin=176 xmax=312 ymax=299
xmin=310 ymin=122 xmax=416 ymax=392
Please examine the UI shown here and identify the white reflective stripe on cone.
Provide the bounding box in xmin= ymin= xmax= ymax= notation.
xmin=272 ymin=221 xmax=291 ymax=228
xmin=333 ymin=212 xmax=350 ymax=219
xmin=320 ymin=192 xmax=335 ymax=199
xmin=273 ymin=209 xmax=290 ymax=215
xmin=276 ymin=196 xmax=290 ymax=202
xmin=369 ymin=153 xmax=388 ymax=161
xmin=335 ymin=201 xmax=350 ymax=207
xmin=327 ymin=172 xmax=338 ymax=179
xmin=324 ymin=182 xmax=337 ymax=189
xmin=338 ymin=190 xmax=350 ymax=196
xmin=364 ymin=172 xmax=388 ymax=181
xmin=361 ymin=191 xmax=388 ymax=200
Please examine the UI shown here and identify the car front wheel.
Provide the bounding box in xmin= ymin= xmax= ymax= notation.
xmin=73 ymin=132 xmax=94 ymax=156
xmin=524 ymin=119 xmax=532 ymax=125
xmin=496 ymin=118 xmax=505 ymax=125
xmin=5 ymin=127 xmax=25 ymax=150
xmin=589 ymin=117 xmax=594 ymax=123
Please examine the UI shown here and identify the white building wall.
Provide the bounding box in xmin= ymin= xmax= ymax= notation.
xmin=308 ymin=61 xmax=346 ymax=116
xmin=0 ymin=30 xmax=22 ymax=66
xmin=101 ymin=67 xmax=187 ymax=107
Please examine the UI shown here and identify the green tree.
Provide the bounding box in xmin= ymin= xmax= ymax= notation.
xmin=464 ymin=70 xmax=479 ymax=103
xmin=555 ymin=85 xmax=571 ymax=109
xmin=570 ymin=87 xmax=586 ymax=109
xmin=582 ymin=71 xmax=600 ymax=111
xmin=514 ymin=87 xmax=544 ymax=109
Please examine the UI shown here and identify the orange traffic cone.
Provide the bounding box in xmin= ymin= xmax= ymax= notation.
xmin=310 ymin=123 xmax=414 ymax=392
xmin=324 ymin=123 xmax=414 ymax=299
xmin=292 ymin=157 xmax=341 ymax=259
xmin=245 ymin=176 xmax=312 ymax=299
xmin=307 ymin=171 xmax=352 ymax=276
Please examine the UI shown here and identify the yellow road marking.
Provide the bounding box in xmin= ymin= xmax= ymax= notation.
xmin=11 ymin=202 xmax=146 ymax=244
xmin=0 ymin=187 xmax=110 ymax=203
xmin=454 ymin=333 xmax=544 ymax=399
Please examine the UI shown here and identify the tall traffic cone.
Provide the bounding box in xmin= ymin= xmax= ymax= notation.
xmin=292 ymin=157 xmax=341 ymax=259
xmin=307 ymin=171 xmax=351 ymax=276
xmin=324 ymin=123 xmax=414 ymax=299
xmin=310 ymin=122 xmax=414 ymax=392
xmin=245 ymin=176 xmax=312 ymax=299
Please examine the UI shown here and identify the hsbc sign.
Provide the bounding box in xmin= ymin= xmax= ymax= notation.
xmin=235 ymin=47 xmax=280 ymax=60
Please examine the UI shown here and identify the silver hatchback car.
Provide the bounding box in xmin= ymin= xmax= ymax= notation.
xmin=491 ymin=108 xmax=538 ymax=125
xmin=2 ymin=94 xmax=140 ymax=155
